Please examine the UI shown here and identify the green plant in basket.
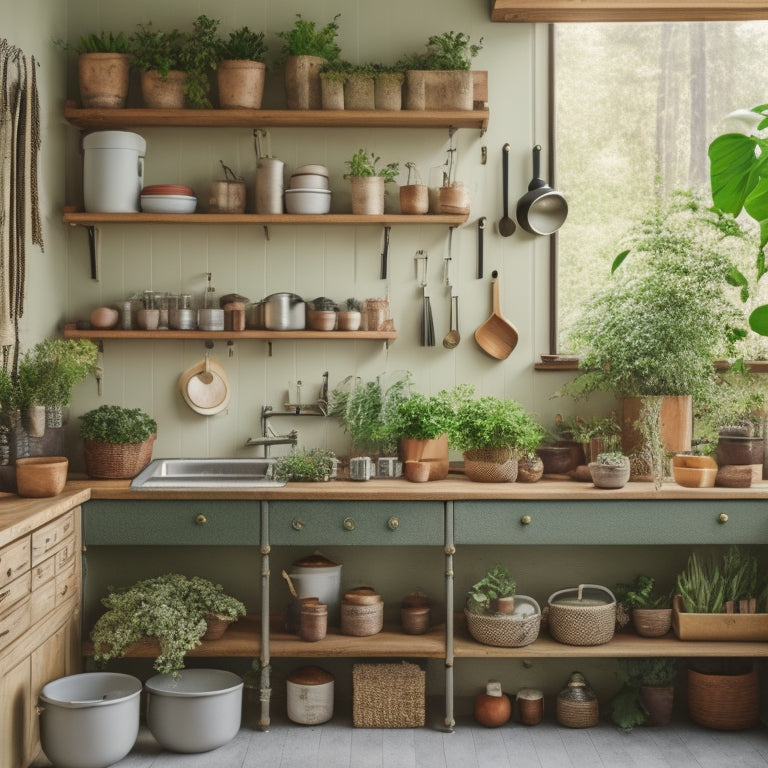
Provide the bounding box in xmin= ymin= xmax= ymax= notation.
xmin=467 ymin=564 xmax=516 ymax=612
xmin=79 ymin=404 xmax=156 ymax=444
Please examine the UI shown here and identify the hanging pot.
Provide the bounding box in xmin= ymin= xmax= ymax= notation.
xmin=516 ymin=145 xmax=568 ymax=235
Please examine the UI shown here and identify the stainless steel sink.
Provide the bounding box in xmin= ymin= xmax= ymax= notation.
xmin=130 ymin=458 xmax=285 ymax=489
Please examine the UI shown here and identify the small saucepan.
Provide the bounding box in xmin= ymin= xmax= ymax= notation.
xmin=516 ymin=145 xmax=568 ymax=236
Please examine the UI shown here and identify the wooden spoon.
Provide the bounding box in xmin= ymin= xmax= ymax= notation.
xmin=474 ymin=270 xmax=518 ymax=359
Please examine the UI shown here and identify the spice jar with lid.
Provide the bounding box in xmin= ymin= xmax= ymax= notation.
xmin=300 ymin=601 xmax=328 ymax=642
xmin=401 ymin=590 xmax=431 ymax=635
xmin=556 ymin=671 xmax=599 ymax=728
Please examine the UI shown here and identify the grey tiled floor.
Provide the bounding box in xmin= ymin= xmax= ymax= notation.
xmin=32 ymin=715 xmax=768 ymax=768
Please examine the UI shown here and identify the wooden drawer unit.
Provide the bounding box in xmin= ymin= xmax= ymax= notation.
xmin=30 ymin=580 xmax=56 ymax=624
xmin=0 ymin=537 xmax=30 ymax=588
xmin=31 ymin=511 xmax=75 ymax=566
xmin=0 ymin=572 xmax=32 ymax=617
xmin=31 ymin=555 xmax=55 ymax=589
xmin=269 ymin=501 xmax=445 ymax=546
xmin=0 ymin=597 xmax=31 ymax=652
xmin=56 ymin=561 xmax=77 ymax=606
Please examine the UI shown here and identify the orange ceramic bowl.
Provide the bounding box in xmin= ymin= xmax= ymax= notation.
xmin=672 ymin=455 xmax=717 ymax=488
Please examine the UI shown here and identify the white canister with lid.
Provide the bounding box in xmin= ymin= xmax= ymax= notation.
xmin=286 ymin=666 xmax=334 ymax=725
xmin=289 ymin=552 xmax=342 ymax=623
xmin=83 ymin=131 xmax=146 ymax=212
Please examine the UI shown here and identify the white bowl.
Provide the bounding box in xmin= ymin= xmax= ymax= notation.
xmin=293 ymin=164 xmax=328 ymax=176
xmin=284 ymin=188 xmax=332 ymax=215
xmin=289 ymin=173 xmax=329 ymax=190
xmin=140 ymin=195 xmax=197 ymax=214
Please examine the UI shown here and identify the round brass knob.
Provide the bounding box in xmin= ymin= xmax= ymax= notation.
xmin=521 ymin=515 xmax=532 ymax=525
xmin=343 ymin=517 xmax=356 ymax=531
xmin=718 ymin=513 xmax=729 ymax=524
xmin=195 ymin=514 xmax=207 ymax=525
xmin=387 ymin=517 xmax=400 ymax=531
xmin=291 ymin=518 xmax=306 ymax=531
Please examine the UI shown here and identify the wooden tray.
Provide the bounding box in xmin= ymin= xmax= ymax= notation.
xmin=672 ymin=595 xmax=768 ymax=641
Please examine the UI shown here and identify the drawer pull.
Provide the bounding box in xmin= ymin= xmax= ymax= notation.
xmin=291 ymin=518 xmax=306 ymax=531
xmin=387 ymin=517 xmax=399 ymax=531
xmin=718 ymin=513 xmax=729 ymax=524
xmin=5 ymin=567 xmax=10 ymax=578
xmin=0 ymin=629 xmax=8 ymax=639
xmin=343 ymin=517 xmax=356 ymax=532
xmin=0 ymin=588 xmax=9 ymax=603
xmin=195 ymin=514 xmax=208 ymax=525
xmin=521 ymin=515 xmax=532 ymax=525
xmin=60 ymin=585 xmax=69 ymax=597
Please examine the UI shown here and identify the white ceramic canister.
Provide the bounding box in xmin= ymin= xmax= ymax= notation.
xmin=83 ymin=131 xmax=146 ymax=212
xmin=286 ymin=666 xmax=334 ymax=725
xmin=254 ymin=157 xmax=285 ymax=214
xmin=289 ymin=552 xmax=342 ymax=623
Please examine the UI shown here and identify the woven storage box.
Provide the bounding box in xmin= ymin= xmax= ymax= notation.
xmin=464 ymin=595 xmax=541 ymax=647
xmin=547 ymin=584 xmax=615 ymax=646
xmin=352 ymin=662 xmax=425 ymax=728
xmin=83 ymin=434 xmax=156 ymax=479
xmin=672 ymin=595 xmax=768 ymax=641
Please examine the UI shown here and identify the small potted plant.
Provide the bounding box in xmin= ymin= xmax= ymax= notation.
xmin=79 ymin=404 xmax=157 ymax=479
xmin=91 ymin=573 xmax=246 ymax=675
xmin=450 ymin=395 xmax=545 ymax=483
xmin=319 ymin=59 xmax=351 ymax=109
xmin=467 ymin=564 xmax=516 ymax=614
xmin=57 ymin=31 xmax=132 ymax=108
xmin=614 ymin=575 xmax=672 ymax=637
xmin=344 ymin=62 xmax=376 ymax=110
xmin=344 ymin=148 xmax=399 ymax=215
xmin=400 ymin=161 xmax=428 ymax=215
xmin=372 ymin=63 xmax=404 ymax=111
xmin=588 ymin=451 xmax=631 ymax=489
xmin=215 ymin=26 xmax=268 ymax=109
xmin=608 ymin=657 xmax=679 ymax=730
xmin=278 ymin=13 xmax=342 ymax=110
xmin=273 ymin=448 xmax=336 ymax=482
xmin=336 ymin=297 xmax=362 ymax=331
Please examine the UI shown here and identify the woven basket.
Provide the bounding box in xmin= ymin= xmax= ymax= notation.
xmin=547 ymin=584 xmax=616 ymax=646
xmin=464 ymin=596 xmax=541 ymax=647
xmin=202 ymin=612 xmax=236 ymax=641
xmin=341 ymin=601 xmax=383 ymax=636
xmin=353 ymin=662 xmax=425 ymax=728
xmin=632 ymin=607 xmax=672 ymax=638
xmin=463 ymin=449 xmax=518 ymax=483
xmin=556 ymin=697 xmax=599 ymax=728
xmin=83 ymin=434 xmax=156 ymax=479
xmin=687 ymin=664 xmax=759 ymax=730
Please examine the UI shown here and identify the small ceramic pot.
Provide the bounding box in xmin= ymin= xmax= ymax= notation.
xmin=136 ymin=308 xmax=160 ymax=331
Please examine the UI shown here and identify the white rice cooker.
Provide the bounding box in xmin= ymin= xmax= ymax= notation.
xmin=83 ymin=130 xmax=146 ymax=213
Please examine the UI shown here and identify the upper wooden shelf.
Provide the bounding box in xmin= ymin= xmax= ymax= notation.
xmin=62 ymin=211 xmax=468 ymax=227
xmin=64 ymin=101 xmax=490 ymax=132
xmin=491 ymin=0 xmax=768 ymax=21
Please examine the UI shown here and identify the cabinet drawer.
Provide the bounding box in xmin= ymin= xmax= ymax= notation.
xmin=32 ymin=556 xmax=55 ymax=589
xmin=55 ymin=536 xmax=76 ymax=571
xmin=30 ymin=579 xmax=56 ymax=624
xmin=0 ymin=597 xmax=30 ymax=652
xmin=0 ymin=572 xmax=31 ymax=617
xmin=269 ymin=501 xmax=444 ymax=545
xmin=32 ymin=512 xmax=75 ymax=566
xmin=0 ymin=536 xmax=30 ymax=588
xmin=55 ymin=562 xmax=77 ymax=606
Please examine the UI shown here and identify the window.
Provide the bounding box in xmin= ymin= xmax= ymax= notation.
xmin=554 ymin=21 xmax=768 ymax=359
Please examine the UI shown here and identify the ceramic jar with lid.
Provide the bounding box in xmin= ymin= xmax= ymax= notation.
xmin=286 ymin=666 xmax=334 ymax=725
xmin=289 ymin=552 xmax=342 ymax=623
xmin=401 ymin=590 xmax=431 ymax=635
xmin=516 ymin=688 xmax=544 ymax=725
xmin=300 ymin=601 xmax=328 ymax=642
xmin=341 ymin=587 xmax=383 ymax=636
xmin=556 ymin=671 xmax=598 ymax=728
xmin=473 ymin=680 xmax=511 ymax=727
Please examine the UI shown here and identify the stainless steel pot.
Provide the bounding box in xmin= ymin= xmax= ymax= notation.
xmin=263 ymin=292 xmax=305 ymax=330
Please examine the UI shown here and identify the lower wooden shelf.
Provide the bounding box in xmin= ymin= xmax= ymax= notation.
xmin=453 ymin=613 xmax=768 ymax=658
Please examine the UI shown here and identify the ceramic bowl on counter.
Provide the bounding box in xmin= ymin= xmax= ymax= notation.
xmin=672 ymin=454 xmax=717 ymax=488
xmin=140 ymin=194 xmax=197 ymax=214
xmin=284 ymin=188 xmax=332 ymax=214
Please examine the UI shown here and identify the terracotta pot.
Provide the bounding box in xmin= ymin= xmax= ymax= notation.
xmin=400 ymin=184 xmax=428 ymax=215
xmin=474 ymin=681 xmax=512 ymax=727
xmin=78 ymin=53 xmax=130 ymax=108
xmin=320 ymin=77 xmax=344 ymax=109
xmin=639 ymin=685 xmax=674 ymax=727
xmin=437 ymin=182 xmax=470 ymax=215
xmin=399 ymin=435 xmax=449 ymax=480
xmin=350 ymin=176 xmax=385 ymax=215
xmin=217 ymin=60 xmax=266 ymax=109
xmin=141 ymin=70 xmax=186 ymax=109
xmin=344 ymin=74 xmax=375 ymax=110
xmin=336 ymin=311 xmax=361 ymax=331
xmin=284 ymin=55 xmax=324 ymax=109
xmin=404 ymin=460 xmax=431 ymax=483
xmin=489 ymin=596 xmax=515 ymax=615
xmin=517 ymin=455 xmax=544 ymax=483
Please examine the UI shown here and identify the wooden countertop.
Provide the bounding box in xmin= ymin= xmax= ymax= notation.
xmin=65 ymin=474 xmax=768 ymax=502
xmin=0 ymin=487 xmax=91 ymax=547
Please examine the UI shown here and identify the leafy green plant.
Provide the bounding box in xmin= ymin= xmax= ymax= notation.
xmin=390 ymin=385 xmax=473 ymax=441
xmin=17 ymin=339 xmax=98 ymax=408
xmin=278 ymin=14 xmax=342 ymax=60
xmin=273 ymin=448 xmax=336 ymax=482
xmin=450 ymin=396 xmax=545 ymax=455
xmin=467 ymin=564 xmax=516 ymax=611
xmin=344 ymin=297 xmax=362 ymax=312
xmin=608 ymin=657 xmax=678 ymax=730
xmin=423 ymin=31 xmax=483 ymax=70
xmin=319 ymin=58 xmax=352 ymax=83
xmin=595 ymin=451 xmax=629 ymax=468
xmin=344 ymin=149 xmax=399 ymax=182
xmin=91 ymin=573 xmax=246 ymax=675
xmin=216 ymin=26 xmax=267 ymax=62
xmin=56 ymin=31 xmax=131 ymax=54
xmin=130 ymin=23 xmax=186 ymax=77
xmin=79 ymin=404 xmax=157 ymax=444
xmin=614 ymin=575 xmax=669 ymax=611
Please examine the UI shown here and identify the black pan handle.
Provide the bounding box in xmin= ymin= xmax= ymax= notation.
xmin=529 ymin=145 xmax=547 ymax=191
xmin=502 ymin=144 xmax=511 ymax=216
xmin=380 ymin=225 xmax=391 ymax=279
xmin=477 ymin=217 xmax=486 ymax=279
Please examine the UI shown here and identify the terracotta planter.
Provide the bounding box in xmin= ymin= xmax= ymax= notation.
xmin=536 ymin=445 xmax=575 ymax=474
xmin=374 ymin=73 xmax=403 ymax=110
xmin=350 ymin=176 xmax=385 ymax=215
xmin=400 ymin=184 xmax=429 ymax=215
xmin=336 ymin=310 xmax=361 ymax=331
xmin=78 ymin=52 xmax=130 ymax=108
xmin=217 ymin=60 xmax=266 ymax=109
xmin=621 ymin=395 xmax=692 ymax=456
xmin=639 ymin=685 xmax=674 ymax=727
xmin=437 ymin=182 xmax=470 ymax=215
xmin=141 ymin=70 xmax=186 ymax=109
xmin=320 ymin=77 xmax=344 ymax=109
xmin=344 ymin=74 xmax=375 ymax=110
xmin=399 ymin=435 xmax=449 ymax=480
xmin=284 ymin=55 xmax=324 ymax=109
xmin=517 ymin=455 xmax=544 ymax=483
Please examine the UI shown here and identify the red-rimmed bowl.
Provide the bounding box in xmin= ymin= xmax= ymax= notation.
xmin=141 ymin=184 xmax=195 ymax=196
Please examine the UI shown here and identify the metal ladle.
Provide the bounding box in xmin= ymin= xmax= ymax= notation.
xmin=443 ymin=295 xmax=461 ymax=349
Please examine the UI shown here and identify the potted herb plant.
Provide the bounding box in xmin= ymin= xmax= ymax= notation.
xmin=609 ymin=657 xmax=678 ymax=730
xmin=343 ymin=63 xmax=375 ymax=110
xmin=372 ymin=63 xmax=404 ymax=111
xmin=215 ymin=26 xmax=267 ymax=109
xmin=344 ymin=148 xmax=399 ymax=215
xmin=467 ymin=564 xmax=516 ymax=614
xmin=336 ymin=297 xmax=362 ymax=331
xmin=273 ymin=448 xmax=336 ymax=482
xmin=91 ymin=573 xmax=246 ymax=675
xmin=565 ymin=191 xmax=745 ymax=487
xmin=400 ymin=161 xmax=428 ymax=215
xmin=319 ymin=59 xmax=351 ymax=109
xmin=450 ymin=395 xmax=544 ymax=482
xmin=57 ymin=31 xmax=131 ymax=108
xmin=79 ymin=404 xmax=157 ymax=479
xmin=278 ymin=13 xmax=341 ymax=110
xmin=614 ymin=575 xmax=672 ymax=637
xmin=588 ymin=451 xmax=631 ymax=490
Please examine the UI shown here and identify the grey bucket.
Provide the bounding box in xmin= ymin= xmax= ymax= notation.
xmin=38 ymin=672 xmax=142 ymax=768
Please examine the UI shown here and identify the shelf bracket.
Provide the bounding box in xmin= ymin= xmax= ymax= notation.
xmin=263 ymin=225 xmax=270 ymax=241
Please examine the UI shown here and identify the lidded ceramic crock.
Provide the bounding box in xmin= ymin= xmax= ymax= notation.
xmin=286 ymin=666 xmax=335 ymax=724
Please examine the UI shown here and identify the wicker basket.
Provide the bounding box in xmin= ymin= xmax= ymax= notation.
xmin=547 ymin=584 xmax=616 ymax=646
xmin=202 ymin=612 xmax=236 ymax=641
xmin=556 ymin=672 xmax=599 ymax=728
xmin=687 ymin=664 xmax=759 ymax=730
xmin=83 ymin=434 xmax=156 ymax=479
xmin=463 ymin=449 xmax=518 ymax=483
xmin=341 ymin=601 xmax=383 ymax=636
xmin=632 ymin=607 xmax=672 ymax=638
xmin=353 ymin=662 xmax=425 ymax=728
xmin=464 ymin=596 xmax=541 ymax=647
